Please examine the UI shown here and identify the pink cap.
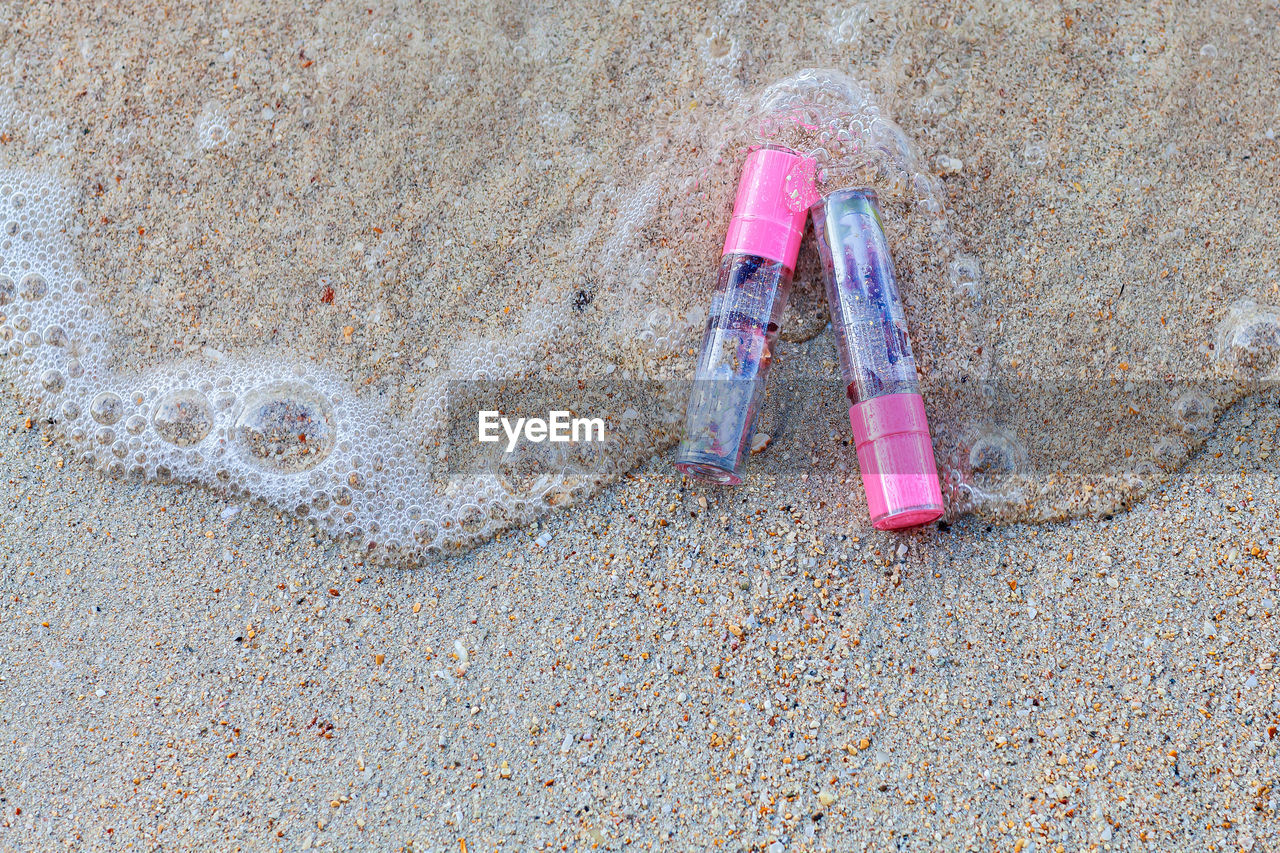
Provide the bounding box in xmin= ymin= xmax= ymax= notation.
xmin=722 ymin=146 xmax=818 ymax=267
xmin=849 ymin=392 xmax=944 ymax=530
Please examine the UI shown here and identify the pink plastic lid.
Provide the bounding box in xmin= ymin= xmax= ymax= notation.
xmin=722 ymin=146 xmax=818 ymax=268
xmin=849 ymin=392 xmax=944 ymax=530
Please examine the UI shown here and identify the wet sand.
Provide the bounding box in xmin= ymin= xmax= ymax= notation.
xmin=1 ymin=1 xmax=1279 ymax=849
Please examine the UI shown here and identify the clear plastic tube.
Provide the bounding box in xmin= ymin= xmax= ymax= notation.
xmin=813 ymin=189 xmax=920 ymax=405
xmin=811 ymin=188 xmax=944 ymax=529
xmin=675 ymin=145 xmax=815 ymax=485
xmin=674 ymin=253 xmax=792 ymax=484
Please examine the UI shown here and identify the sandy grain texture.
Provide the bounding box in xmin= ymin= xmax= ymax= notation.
xmin=1 ymin=0 xmax=1278 ymax=850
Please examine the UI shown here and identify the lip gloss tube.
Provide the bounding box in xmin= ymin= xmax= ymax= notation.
xmin=675 ymin=145 xmax=816 ymax=485
xmin=811 ymin=188 xmax=944 ymax=529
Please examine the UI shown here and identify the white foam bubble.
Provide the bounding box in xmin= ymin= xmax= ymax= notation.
xmin=195 ymin=104 xmax=233 ymax=151
xmin=941 ymin=425 xmax=1031 ymax=516
xmin=0 ymin=154 xmax=592 ymax=558
xmin=1215 ymin=299 xmax=1280 ymax=383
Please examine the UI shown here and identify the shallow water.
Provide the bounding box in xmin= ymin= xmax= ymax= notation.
xmin=0 ymin=1 xmax=1276 ymax=558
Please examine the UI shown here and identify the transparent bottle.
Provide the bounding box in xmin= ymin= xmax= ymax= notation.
xmin=811 ymin=188 xmax=944 ymax=528
xmin=675 ymin=145 xmax=816 ymax=484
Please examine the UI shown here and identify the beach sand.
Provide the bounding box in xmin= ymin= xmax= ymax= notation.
xmin=1 ymin=0 xmax=1278 ymax=849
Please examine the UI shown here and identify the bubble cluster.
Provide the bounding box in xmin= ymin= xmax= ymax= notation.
xmin=152 ymin=389 xmax=214 ymax=447
xmin=195 ymin=104 xmax=233 ymax=151
xmin=0 ymin=57 xmax=650 ymax=559
xmin=698 ymin=23 xmax=743 ymax=100
xmin=1021 ymin=134 xmax=1048 ymax=168
xmin=1171 ymin=389 xmax=1217 ymax=437
xmin=941 ymin=426 xmax=1031 ymax=517
xmin=744 ymin=70 xmax=982 ymax=308
xmin=488 ymin=439 xmax=567 ymax=499
xmin=1214 ymin=299 xmax=1280 ymax=384
xmin=0 ymin=162 xmax=616 ymax=558
xmin=826 ymin=5 xmax=871 ymax=46
xmin=948 ymin=254 xmax=982 ymax=304
xmin=232 ymin=381 xmax=335 ymax=472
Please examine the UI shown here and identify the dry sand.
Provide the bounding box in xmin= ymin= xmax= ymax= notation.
xmin=1 ymin=0 xmax=1278 ymax=850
